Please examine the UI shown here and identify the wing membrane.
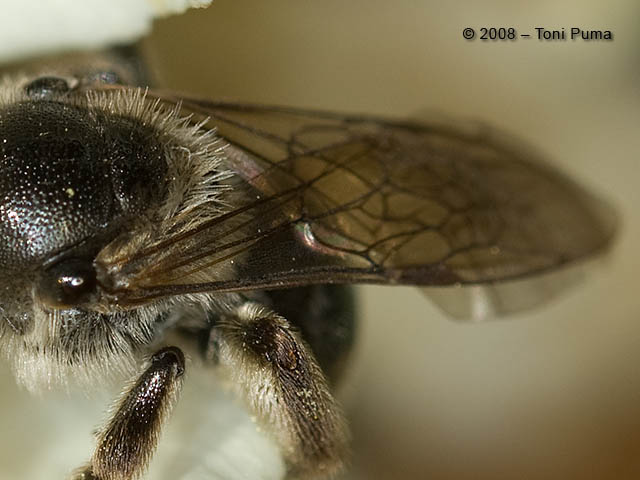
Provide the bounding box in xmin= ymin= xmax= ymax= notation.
xmin=96 ymin=94 xmax=616 ymax=304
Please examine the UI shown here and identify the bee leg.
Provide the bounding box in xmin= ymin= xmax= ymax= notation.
xmin=212 ymin=302 xmax=350 ymax=479
xmin=73 ymin=346 xmax=185 ymax=480
xmin=263 ymin=285 xmax=356 ymax=386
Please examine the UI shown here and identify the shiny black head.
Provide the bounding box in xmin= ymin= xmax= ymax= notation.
xmin=0 ymin=99 xmax=168 ymax=306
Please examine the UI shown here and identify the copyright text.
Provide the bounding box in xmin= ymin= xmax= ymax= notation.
xmin=462 ymin=27 xmax=614 ymax=42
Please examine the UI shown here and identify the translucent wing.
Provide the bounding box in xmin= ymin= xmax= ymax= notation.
xmin=423 ymin=264 xmax=587 ymax=320
xmin=96 ymin=94 xmax=616 ymax=305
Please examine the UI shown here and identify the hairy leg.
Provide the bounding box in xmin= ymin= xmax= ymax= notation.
xmin=263 ymin=285 xmax=356 ymax=386
xmin=209 ymin=302 xmax=350 ymax=479
xmin=74 ymin=346 xmax=185 ymax=480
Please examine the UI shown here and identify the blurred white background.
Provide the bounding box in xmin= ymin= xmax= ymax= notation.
xmin=0 ymin=1 xmax=638 ymax=479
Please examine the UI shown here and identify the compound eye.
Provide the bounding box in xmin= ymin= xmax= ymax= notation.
xmin=37 ymin=258 xmax=98 ymax=308
xmin=24 ymin=76 xmax=72 ymax=99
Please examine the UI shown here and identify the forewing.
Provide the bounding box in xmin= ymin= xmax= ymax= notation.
xmin=99 ymin=96 xmax=616 ymax=303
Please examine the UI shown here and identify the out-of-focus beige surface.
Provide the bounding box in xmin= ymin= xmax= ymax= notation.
xmin=0 ymin=0 xmax=213 ymax=62
xmin=0 ymin=1 xmax=638 ymax=479
xmin=141 ymin=2 xmax=639 ymax=479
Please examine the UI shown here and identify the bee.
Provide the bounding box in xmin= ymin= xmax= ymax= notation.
xmin=0 ymin=51 xmax=615 ymax=480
